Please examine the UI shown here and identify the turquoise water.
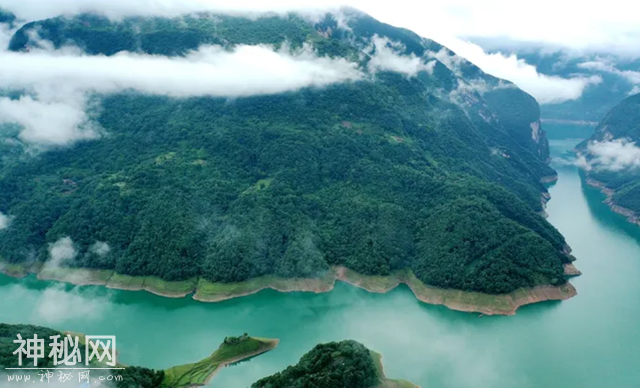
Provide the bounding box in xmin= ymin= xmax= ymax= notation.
xmin=1 ymin=127 xmax=639 ymax=388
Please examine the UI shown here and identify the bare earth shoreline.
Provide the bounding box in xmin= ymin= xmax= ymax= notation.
xmin=586 ymin=178 xmax=640 ymax=227
xmin=0 ymin=262 xmax=577 ymax=316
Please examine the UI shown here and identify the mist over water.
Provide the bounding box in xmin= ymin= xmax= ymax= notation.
xmin=1 ymin=124 xmax=639 ymax=388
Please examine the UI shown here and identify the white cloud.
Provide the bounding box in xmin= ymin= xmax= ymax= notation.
xmin=0 ymin=211 xmax=11 ymax=230
xmin=428 ymin=48 xmax=465 ymax=74
xmin=351 ymin=0 xmax=640 ymax=57
xmin=5 ymin=0 xmax=640 ymax=55
xmin=0 ymin=45 xmax=362 ymax=98
xmin=1 ymin=1 xmax=610 ymax=107
xmin=0 ymin=44 xmax=362 ymax=146
xmin=0 ymin=0 xmax=624 ymax=117
xmin=0 ymin=22 xmax=16 ymax=50
xmin=577 ymin=60 xmax=617 ymax=73
xmin=583 ymin=139 xmax=640 ymax=172
xmin=366 ymin=35 xmax=435 ymax=76
xmin=578 ymin=60 xmax=640 ymax=86
xmin=48 ymin=236 xmax=78 ymax=267
xmin=0 ymin=0 xmax=347 ymax=20
xmin=435 ymin=38 xmax=602 ymax=104
xmin=90 ymin=241 xmax=111 ymax=257
xmin=0 ymin=96 xmax=99 ymax=146
xmin=33 ymin=284 xmax=112 ymax=324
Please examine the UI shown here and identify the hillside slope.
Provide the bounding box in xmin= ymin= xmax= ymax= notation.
xmin=0 ymin=9 xmax=572 ymax=295
xmin=578 ymin=93 xmax=640 ymax=222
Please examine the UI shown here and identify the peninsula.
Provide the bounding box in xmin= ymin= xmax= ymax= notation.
xmin=161 ymin=334 xmax=279 ymax=388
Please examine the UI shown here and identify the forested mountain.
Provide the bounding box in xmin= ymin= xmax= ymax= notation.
xmin=0 ymin=9 xmax=572 ymax=294
xmin=577 ymin=93 xmax=640 ymax=216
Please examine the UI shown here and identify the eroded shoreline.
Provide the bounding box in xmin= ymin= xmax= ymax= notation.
xmin=0 ymin=262 xmax=577 ymax=316
xmin=586 ymin=178 xmax=640 ymax=227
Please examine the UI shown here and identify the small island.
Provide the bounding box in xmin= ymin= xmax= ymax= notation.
xmin=161 ymin=334 xmax=279 ymax=387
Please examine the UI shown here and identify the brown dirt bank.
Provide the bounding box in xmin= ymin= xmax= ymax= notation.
xmin=0 ymin=263 xmax=577 ymax=316
xmin=563 ymin=263 xmax=582 ymax=277
xmin=586 ymin=178 xmax=640 ymax=227
xmin=337 ymin=267 xmax=577 ymax=316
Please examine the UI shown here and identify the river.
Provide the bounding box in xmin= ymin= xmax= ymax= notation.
xmin=1 ymin=124 xmax=638 ymax=388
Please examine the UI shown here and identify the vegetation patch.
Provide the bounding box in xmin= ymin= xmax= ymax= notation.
xmin=162 ymin=334 xmax=278 ymax=387
xmin=143 ymin=276 xmax=197 ymax=297
xmin=38 ymin=266 xmax=113 ymax=285
xmin=107 ymin=273 xmax=145 ymax=290
xmin=194 ymin=270 xmax=335 ymax=301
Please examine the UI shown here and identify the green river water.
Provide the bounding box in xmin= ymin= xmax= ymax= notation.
xmin=1 ymin=125 xmax=639 ymax=388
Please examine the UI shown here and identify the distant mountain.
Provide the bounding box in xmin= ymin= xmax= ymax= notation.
xmin=0 ymin=10 xmax=572 ymax=294
xmin=577 ymin=93 xmax=640 ymax=221
xmin=471 ymin=41 xmax=640 ymax=122
xmin=0 ymin=8 xmax=15 ymax=25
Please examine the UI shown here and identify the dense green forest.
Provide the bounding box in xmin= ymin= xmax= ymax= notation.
xmin=0 ymin=323 xmax=165 ymax=388
xmin=0 ymin=10 xmax=571 ymax=294
xmin=578 ymin=93 xmax=640 ymax=214
xmin=252 ymin=340 xmax=379 ymax=388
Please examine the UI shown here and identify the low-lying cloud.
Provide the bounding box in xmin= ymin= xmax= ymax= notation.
xmin=582 ymin=139 xmax=640 ymax=172
xmin=33 ymin=284 xmax=111 ymax=324
xmin=578 ymin=60 xmax=640 ymax=87
xmin=48 ymin=236 xmax=78 ymax=267
xmin=434 ymin=37 xmax=602 ymax=104
xmin=0 ymin=96 xmax=99 ymax=146
xmin=0 ymin=211 xmax=11 ymax=230
xmin=366 ymin=35 xmax=435 ymax=76
xmin=0 ymin=22 xmax=15 ymax=50
xmin=90 ymin=241 xmax=111 ymax=257
xmin=0 ymin=44 xmax=362 ymax=146
xmin=1 ymin=44 xmax=362 ymax=98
